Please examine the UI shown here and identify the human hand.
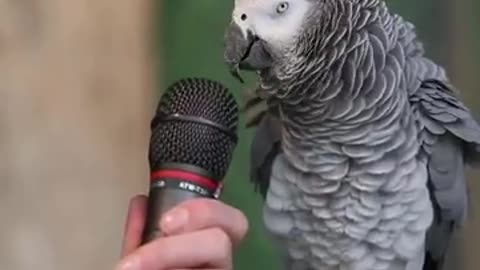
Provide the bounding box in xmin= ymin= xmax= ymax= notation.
xmin=115 ymin=195 xmax=249 ymax=270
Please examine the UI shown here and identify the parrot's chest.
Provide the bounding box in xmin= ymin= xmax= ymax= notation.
xmin=262 ymin=141 xmax=434 ymax=270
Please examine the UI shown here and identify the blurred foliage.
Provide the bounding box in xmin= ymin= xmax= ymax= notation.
xmin=160 ymin=1 xmax=477 ymax=269
xmin=388 ymin=0 xmax=448 ymax=64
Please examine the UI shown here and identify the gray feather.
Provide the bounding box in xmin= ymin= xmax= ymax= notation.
xmin=248 ymin=99 xmax=282 ymax=198
xmin=411 ymin=79 xmax=480 ymax=269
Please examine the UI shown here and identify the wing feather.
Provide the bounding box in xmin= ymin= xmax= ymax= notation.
xmin=411 ymin=79 xmax=480 ymax=270
xmin=243 ymin=86 xmax=282 ymax=198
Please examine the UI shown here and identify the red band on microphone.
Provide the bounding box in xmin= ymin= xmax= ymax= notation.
xmin=151 ymin=169 xmax=218 ymax=190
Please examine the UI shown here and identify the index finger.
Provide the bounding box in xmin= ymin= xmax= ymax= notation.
xmin=116 ymin=227 xmax=233 ymax=270
xmin=160 ymin=198 xmax=249 ymax=245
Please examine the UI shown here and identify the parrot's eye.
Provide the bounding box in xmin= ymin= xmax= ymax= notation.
xmin=276 ymin=1 xmax=289 ymax=14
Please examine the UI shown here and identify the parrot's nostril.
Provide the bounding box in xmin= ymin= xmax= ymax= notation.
xmin=241 ymin=14 xmax=247 ymax=21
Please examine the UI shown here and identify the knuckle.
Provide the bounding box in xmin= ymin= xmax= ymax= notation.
xmin=183 ymin=199 xmax=249 ymax=243
xmin=191 ymin=198 xmax=216 ymax=221
xmin=224 ymin=205 xmax=249 ymax=242
xmin=210 ymin=227 xmax=232 ymax=257
xmin=234 ymin=208 xmax=249 ymax=240
xmin=181 ymin=198 xmax=216 ymax=225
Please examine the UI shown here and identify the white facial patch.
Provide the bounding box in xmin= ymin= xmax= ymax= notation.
xmin=232 ymin=0 xmax=312 ymax=52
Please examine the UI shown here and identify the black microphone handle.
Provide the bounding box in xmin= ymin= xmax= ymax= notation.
xmin=141 ymin=164 xmax=221 ymax=244
xmin=141 ymin=185 xmax=207 ymax=243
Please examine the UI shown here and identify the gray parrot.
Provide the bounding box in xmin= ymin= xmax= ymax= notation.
xmin=223 ymin=0 xmax=480 ymax=270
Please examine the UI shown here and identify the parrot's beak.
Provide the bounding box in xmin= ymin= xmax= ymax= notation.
xmin=224 ymin=22 xmax=273 ymax=83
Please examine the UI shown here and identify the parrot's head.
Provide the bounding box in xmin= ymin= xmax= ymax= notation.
xmin=224 ymin=0 xmax=316 ymax=83
xmin=224 ymin=0 xmax=377 ymax=99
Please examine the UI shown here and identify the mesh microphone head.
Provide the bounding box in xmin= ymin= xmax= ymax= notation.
xmin=149 ymin=78 xmax=239 ymax=181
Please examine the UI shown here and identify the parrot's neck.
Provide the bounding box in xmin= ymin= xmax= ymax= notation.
xmin=269 ymin=4 xmax=427 ymax=170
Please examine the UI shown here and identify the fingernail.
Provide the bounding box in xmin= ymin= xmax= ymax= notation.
xmin=160 ymin=207 xmax=189 ymax=234
xmin=116 ymin=256 xmax=139 ymax=270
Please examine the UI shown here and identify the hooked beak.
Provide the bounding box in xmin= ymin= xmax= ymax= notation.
xmin=224 ymin=22 xmax=273 ymax=83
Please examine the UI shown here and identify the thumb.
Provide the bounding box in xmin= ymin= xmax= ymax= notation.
xmin=120 ymin=195 xmax=148 ymax=257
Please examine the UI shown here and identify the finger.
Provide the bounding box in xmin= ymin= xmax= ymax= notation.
xmin=115 ymin=228 xmax=233 ymax=270
xmin=171 ymin=269 xmax=223 ymax=270
xmin=159 ymin=198 xmax=249 ymax=245
xmin=120 ymin=194 xmax=147 ymax=257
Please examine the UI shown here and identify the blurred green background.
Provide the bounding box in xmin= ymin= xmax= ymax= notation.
xmin=160 ymin=1 xmax=480 ymax=269
xmin=161 ymin=2 xmax=278 ymax=269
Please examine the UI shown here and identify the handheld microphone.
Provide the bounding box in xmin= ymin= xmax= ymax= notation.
xmin=141 ymin=78 xmax=239 ymax=243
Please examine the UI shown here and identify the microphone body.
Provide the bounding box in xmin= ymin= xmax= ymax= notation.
xmin=142 ymin=163 xmax=222 ymax=242
xmin=141 ymin=78 xmax=239 ymax=244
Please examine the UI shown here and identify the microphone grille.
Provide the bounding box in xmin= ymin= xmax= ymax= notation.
xmin=149 ymin=78 xmax=239 ymax=180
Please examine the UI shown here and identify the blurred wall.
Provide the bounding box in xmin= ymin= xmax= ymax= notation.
xmin=0 ymin=1 xmax=154 ymax=269
xmin=448 ymin=1 xmax=480 ymax=269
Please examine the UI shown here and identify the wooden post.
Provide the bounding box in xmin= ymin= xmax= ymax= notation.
xmin=449 ymin=0 xmax=480 ymax=270
xmin=0 ymin=0 xmax=155 ymax=269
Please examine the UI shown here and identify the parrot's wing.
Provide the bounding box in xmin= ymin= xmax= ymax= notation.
xmin=243 ymin=86 xmax=282 ymax=199
xmin=410 ymin=79 xmax=480 ymax=270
